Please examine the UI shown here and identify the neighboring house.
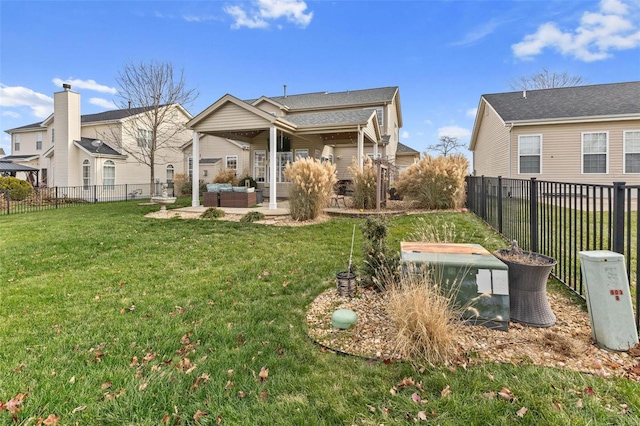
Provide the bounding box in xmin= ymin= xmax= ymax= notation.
xmin=470 ymin=81 xmax=640 ymax=184
xmin=186 ymin=86 xmax=402 ymax=207
xmin=4 ymin=84 xmax=191 ymax=190
xmin=182 ymin=135 xmax=250 ymax=182
xmin=395 ymin=142 xmax=420 ymax=173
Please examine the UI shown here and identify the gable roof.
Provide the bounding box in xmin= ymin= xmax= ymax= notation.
xmin=6 ymin=104 xmax=192 ymax=133
xmin=251 ymin=86 xmax=399 ymax=111
xmin=396 ymin=142 xmax=419 ymax=155
xmin=284 ymin=110 xmax=377 ymax=127
xmin=483 ymin=81 xmax=640 ymax=123
xmin=74 ymin=138 xmax=126 ymax=158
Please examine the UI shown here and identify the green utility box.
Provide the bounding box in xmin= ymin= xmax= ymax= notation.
xmin=400 ymin=243 xmax=510 ymax=330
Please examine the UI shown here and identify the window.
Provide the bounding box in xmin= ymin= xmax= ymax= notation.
xmin=137 ymin=128 xmax=152 ymax=148
xmin=188 ymin=157 xmax=193 ymax=182
xmin=328 ymin=153 xmax=334 ymax=164
xmin=294 ymin=149 xmax=308 ymax=160
xmin=51 ymin=128 xmax=55 ymax=144
xmin=225 ymin=155 xmax=238 ymax=173
xmin=364 ymin=107 xmax=384 ymax=127
xmin=315 ymin=148 xmax=321 ymax=160
xmin=254 ymin=150 xmax=266 ymax=183
xmin=582 ymin=132 xmax=608 ymax=174
xmin=42 ymin=169 xmax=48 ymax=186
xmin=103 ymin=160 xmax=115 ymax=189
xmin=267 ymin=152 xmax=292 ymax=183
xmin=166 ymin=164 xmax=175 ymax=182
xmin=82 ymin=159 xmax=91 ymax=189
xmin=13 ymin=134 xmax=20 ymax=152
xmin=518 ymin=135 xmax=541 ymax=174
xmin=203 ymin=169 xmax=208 ymax=177
xmin=36 ymin=132 xmax=43 ymax=150
xmin=624 ymin=131 xmax=640 ymax=173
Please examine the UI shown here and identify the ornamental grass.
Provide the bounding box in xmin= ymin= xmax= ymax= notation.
xmin=283 ymin=157 xmax=337 ymax=221
xmin=396 ymin=153 xmax=469 ymax=210
xmin=348 ymin=157 xmax=377 ymax=210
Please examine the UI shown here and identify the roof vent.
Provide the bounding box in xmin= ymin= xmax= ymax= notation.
xmin=522 ymin=89 xmax=527 ymax=99
xmin=283 ymin=84 xmax=287 ymax=98
xmin=63 ymin=83 xmax=71 ymax=91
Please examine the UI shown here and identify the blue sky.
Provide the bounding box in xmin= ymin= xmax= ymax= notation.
xmin=1 ymin=0 xmax=639 ymax=158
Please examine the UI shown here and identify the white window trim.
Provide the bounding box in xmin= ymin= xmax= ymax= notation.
xmin=225 ymin=155 xmax=238 ymax=171
xmin=581 ymin=131 xmax=609 ymax=174
xmin=294 ymin=149 xmax=309 ymax=160
xmin=82 ymin=159 xmax=91 ymax=189
xmin=103 ymin=160 xmax=116 ymax=189
xmin=166 ymin=164 xmax=175 ymax=182
xmin=623 ymin=130 xmax=640 ymax=174
xmin=253 ymin=150 xmax=266 ymax=183
xmin=517 ymin=134 xmax=542 ymax=174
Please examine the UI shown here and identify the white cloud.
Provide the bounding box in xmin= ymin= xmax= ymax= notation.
xmin=466 ymin=108 xmax=478 ymax=118
xmin=401 ymin=131 xmax=409 ymax=139
xmin=438 ymin=125 xmax=471 ymax=140
xmin=451 ymin=18 xmax=509 ymax=47
xmin=1 ymin=111 xmax=21 ymax=118
xmin=52 ymin=78 xmax=117 ymax=94
xmin=512 ymin=0 xmax=640 ymax=62
xmin=424 ymin=119 xmax=433 ymax=125
xmin=89 ymin=97 xmax=117 ymax=109
xmin=183 ymin=14 xmax=219 ymax=23
xmin=225 ymin=0 xmax=313 ymax=29
xmin=0 ymin=85 xmax=53 ymax=118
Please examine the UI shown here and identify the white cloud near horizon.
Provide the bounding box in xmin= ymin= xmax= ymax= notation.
xmin=512 ymin=0 xmax=640 ymax=62
xmin=401 ymin=130 xmax=409 ymax=139
xmin=52 ymin=78 xmax=117 ymax=94
xmin=89 ymin=97 xmax=117 ymax=109
xmin=466 ymin=107 xmax=478 ymax=118
xmin=0 ymin=85 xmax=53 ymax=118
xmin=183 ymin=14 xmax=220 ymax=23
xmin=225 ymin=0 xmax=313 ymax=29
xmin=2 ymin=111 xmax=21 ymax=118
xmin=438 ymin=125 xmax=471 ymax=141
xmin=452 ymin=18 xmax=511 ymax=47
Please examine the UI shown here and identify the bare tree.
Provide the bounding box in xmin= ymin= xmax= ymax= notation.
xmin=510 ymin=68 xmax=589 ymax=91
xmin=106 ymin=61 xmax=198 ymax=195
xmin=427 ymin=136 xmax=465 ymax=157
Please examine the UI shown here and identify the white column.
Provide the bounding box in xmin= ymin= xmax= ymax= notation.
xmin=269 ymin=126 xmax=278 ymax=209
xmin=373 ymin=140 xmax=378 ymax=159
xmin=191 ymin=131 xmax=200 ymax=207
xmin=357 ymin=128 xmax=364 ymax=171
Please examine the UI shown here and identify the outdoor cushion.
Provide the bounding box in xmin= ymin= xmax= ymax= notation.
xmin=232 ymin=186 xmax=248 ymax=193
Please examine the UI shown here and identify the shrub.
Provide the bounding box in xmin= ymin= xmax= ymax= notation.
xmin=348 ymin=157 xmax=377 ymax=210
xmin=173 ymin=173 xmax=190 ymax=197
xmin=240 ymin=211 xmax=265 ymax=223
xmin=200 ymin=207 xmax=225 ymax=219
xmin=360 ymin=216 xmax=399 ymax=289
xmin=384 ymin=266 xmax=465 ymax=366
xmin=237 ymin=175 xmax=257 ymax=189
xmin=213 ymin=168 xmax=238 ymax=186
xmin=395 ymin=153 xmax=469 ymax=210
xmin=283 ymin=157 xmax=337 ymax=221
xmin=0 ymin=176 xmax=33 ymax=201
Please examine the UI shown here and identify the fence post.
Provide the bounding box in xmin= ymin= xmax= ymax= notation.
xmin=530 ymin=178 xmax=538 ymax=253
xmin=55 ymin=186 xmax=59 ymax=209
xmin=5 ymin=190 xmax=10 ymax=215
xmin=497 ymin=176 xmax=503 ymax=234
xmin=480 ymin=175 xmax=486 ymax=220
xmin=612 ymin=181 xmax=626 ymax=254
xmin=94 ymin=185 xmax=97 ymax=203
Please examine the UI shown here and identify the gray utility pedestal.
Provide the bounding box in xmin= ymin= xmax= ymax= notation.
xmin=578 ymin=250 xmax=639 ymax=351
xmin=400 ymin=243 xmax=510 ymax=330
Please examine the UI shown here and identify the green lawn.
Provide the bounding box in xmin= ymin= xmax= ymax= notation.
xmin=1 ymin=201 xmax=639 ymax=425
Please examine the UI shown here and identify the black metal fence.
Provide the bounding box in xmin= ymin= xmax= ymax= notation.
xmin=467 ymin=176 xmax=639 ymax=329
xmin=1 ymin=183 xmax=174 ymax=215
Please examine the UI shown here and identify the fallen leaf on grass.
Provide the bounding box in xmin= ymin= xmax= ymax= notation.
xmin=101 ymin=381 xmax=112 ymax=390
xmin=13 ymin=363 xmax=25 ymax=373
xmin=259 ymin=390 xmax=268 ymax=401
xmin=552 ymin=401 xmax=563 ymax=411
xmin=418 ymin=411 xmax=427 ymax=420
xmin=397 ymin=377 xmax=415 ymax=388
xmin=483 ymin=391 xmax=497 ymax=400
xmin=259 ymin=367 xmax=269 ymax=382
xmin=193 ymin=410 xmax=207 ymax=422
xmin=238 ymin=391 xmax=246 ymax=399
xmin=440 ymin=385 xmax=451 ymax=398
xmin=1 ymin=392 xmax=28 ymax=414
xmin=576 ymin=398 xmax=583 ymax=408
xmin=71 ymin=405 xmax=87 ymax=414
xmin=498 ymin=387 xmax=514 ymax=402
xmin=37 ymin=414 xmax=60 ymax=425
xmin=516 ymin=407 xmax=528 ymax=418
xmin=367 ymin=404 xmax=376 ymax=412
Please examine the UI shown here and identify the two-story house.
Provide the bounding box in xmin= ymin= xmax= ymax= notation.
xmin=185 ymin=86 xmax=403 ymax=208
xmin=4 ymin=84 xmax=192 ymax=192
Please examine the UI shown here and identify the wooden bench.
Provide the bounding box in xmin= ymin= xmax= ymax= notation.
xmin=219 ymin=191 xmax=257 ymax=208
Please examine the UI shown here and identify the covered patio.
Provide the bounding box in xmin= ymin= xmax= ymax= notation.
xmin=0 ymin=159 xmax=40 ymax=186
xmin=186 ymin=94 xmax=385 ymax=210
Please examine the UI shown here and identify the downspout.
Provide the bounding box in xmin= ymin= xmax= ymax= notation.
xmin=508 ymin=123 xmax=514 ymax=178
xmin=192 ymin=131 xmax=200 ymax=207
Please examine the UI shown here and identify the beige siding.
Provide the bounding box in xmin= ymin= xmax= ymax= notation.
xmin=197 ymin=102 xmax=270 ymax=132
xmin=472 ymin=105 xmax=510 ymax=177
xmin=511 ymin=120 xmax=640 ymax=184
xmin=184 ymin=135 xmax=249 ymax=183
xmin=254 ymin=101 xmax=281 ymax=116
